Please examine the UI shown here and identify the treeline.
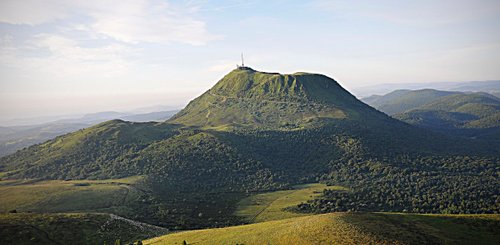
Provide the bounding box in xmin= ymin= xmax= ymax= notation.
xmin=288 ymin=155 xmax=499 ymax=214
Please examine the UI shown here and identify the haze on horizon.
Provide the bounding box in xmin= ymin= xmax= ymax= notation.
xmin=1 ymin=0 xmax=500 ymax=121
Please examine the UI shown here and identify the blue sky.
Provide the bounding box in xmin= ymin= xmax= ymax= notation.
xmin=1 ymin=0 xmax=500 ymax=120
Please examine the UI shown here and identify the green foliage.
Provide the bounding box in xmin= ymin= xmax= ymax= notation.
xmin=0 ymin=120 xmax=178 ymax=180
xmin=290 ymin=155 xmax=500 ymax=214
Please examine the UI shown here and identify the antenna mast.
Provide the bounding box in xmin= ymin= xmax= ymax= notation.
xmin=241 ymin=53 xmax=244 ymax=67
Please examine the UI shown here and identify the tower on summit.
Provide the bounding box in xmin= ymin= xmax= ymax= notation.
xmin=237 ymin=53 xmax=249 ymax=69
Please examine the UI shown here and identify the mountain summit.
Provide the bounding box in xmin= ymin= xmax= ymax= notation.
xmin=170 ymin=68 xmax=377 ymax=128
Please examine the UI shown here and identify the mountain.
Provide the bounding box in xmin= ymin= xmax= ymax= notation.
xmin=170 ymin=67 xmax=368 ymax=129
xmin=1 ymin=67 xmax=498 ymax=230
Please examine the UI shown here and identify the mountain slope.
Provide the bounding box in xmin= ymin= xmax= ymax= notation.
xmin=0 ymin=120 xmax=178 ymax=179
xmin=170 ymin=67 xmax=377 ymax=129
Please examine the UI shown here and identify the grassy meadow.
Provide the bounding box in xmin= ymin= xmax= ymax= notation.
xmin=0 ymin=176 xmax=144 ymax=213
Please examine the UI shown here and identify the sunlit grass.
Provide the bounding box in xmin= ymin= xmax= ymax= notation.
xmin=145 ymin=212 xmax=500 ymax=245
xmin=235 ymin=183 xmax=347 ymax=223
xmin=0 ymin=176 xmax=143 ymax=213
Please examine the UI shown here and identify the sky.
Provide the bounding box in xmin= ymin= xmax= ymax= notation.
xmin=1 ymin=0 xmax=500 ymax=121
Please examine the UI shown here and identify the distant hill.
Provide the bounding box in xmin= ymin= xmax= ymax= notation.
xmin=353 ymin=80 xmax=500 ymax=98
xmin=145 ymin=213 xmax=500 ymax=245
xmin=392 ymin=93 xmax=500 ymax=141
xmin=362 ymin=89 xmax=460 ymax=115
xmin=363 ymin=89 xmax=500 ymax=141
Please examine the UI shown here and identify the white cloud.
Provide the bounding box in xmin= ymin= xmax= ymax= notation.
xmin=0 ymin=0 xmax=218 ymax=45
xmin=314 ymin=0 xmax=500 ymax=27
xmin=0 ymin=34 xmax=135 ymax=78
xmin=0 ymin=0 xmax=69 ymax=25
xmin=83 ymin=0 xmax=219 ymax=45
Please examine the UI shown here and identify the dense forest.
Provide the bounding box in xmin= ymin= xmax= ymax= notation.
xmin=289 ymin=155 xmax=499 ymax=214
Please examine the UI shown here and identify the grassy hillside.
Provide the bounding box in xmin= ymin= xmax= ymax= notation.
xmin=170 ymin=68 xmax=377 ymax=129
xmin=0 ymin=176 xmax=143 ymax=213
xmin=0 ymin=213 xmax=167 ymax=245
xmin=0 ymin=123 xmax=90 ymax=157
xmin=145 ymin=213 xmax=500 ymax=245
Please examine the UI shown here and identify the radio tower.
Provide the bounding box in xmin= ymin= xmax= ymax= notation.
xmin=241 ymin=53 xmax=245 ymax=67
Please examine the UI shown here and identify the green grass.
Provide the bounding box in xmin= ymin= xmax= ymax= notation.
xmin=235 ymin=183 xmax=347 ymax=223
xmin=0 ymin=176 xmax=144 ymax=213
xmin=145 ymin=213 xmax=500 ymax=245
xmin=0 ymin=212 xmax=167 ymax=245
xmin=344 ymin=213 xmax=500 ymax=245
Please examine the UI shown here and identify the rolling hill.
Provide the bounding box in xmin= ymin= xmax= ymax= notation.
xmin=393 ymin=93 xmax=500 ymax=140
xmin=363 ymin=89 xmax=500 ymax=142
xmin=145 ymin=213 xmax=500 ymax=245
